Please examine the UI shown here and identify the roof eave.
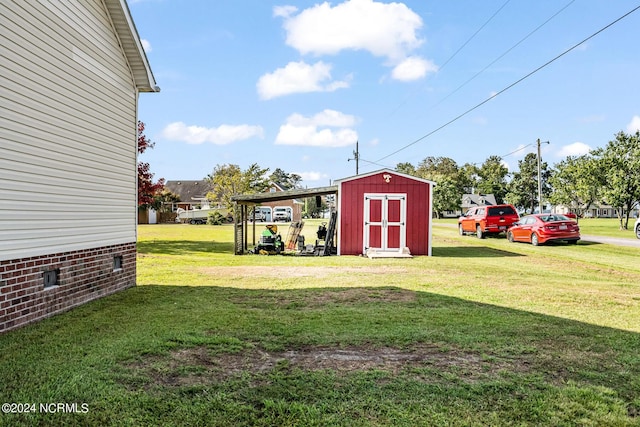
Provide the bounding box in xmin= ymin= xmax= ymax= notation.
xmin=104 ymin=0 xmax=159 ymax=93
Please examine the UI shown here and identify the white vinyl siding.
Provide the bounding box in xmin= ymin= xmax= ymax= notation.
xmin=0 ymin=0 xmax=138 ymax=260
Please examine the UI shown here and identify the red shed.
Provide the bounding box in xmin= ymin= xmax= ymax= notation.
xmin=335 ymin=169 xmax=435 ymax=256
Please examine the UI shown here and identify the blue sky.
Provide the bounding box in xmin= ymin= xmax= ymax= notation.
xmin=130 ymin=0 xmax=640 ymax=187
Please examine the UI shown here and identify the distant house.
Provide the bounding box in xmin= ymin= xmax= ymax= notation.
xmin=1 ymin=1 xmax=158 ymax=332
xmin=436 ymin=194 xmax=499 ymax=218
xmin=164 ymin=180 xmax=213 ymax=211
xmin=461 ymin=194 xmax=497 ymax=211
xmin=553 ymin=202 xmax=639 ymax=219
xmin=260 ymin=182 xmax=304 ymax=222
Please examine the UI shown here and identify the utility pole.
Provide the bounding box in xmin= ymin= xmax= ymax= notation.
xmin=537 ymin=139 xmax=550 ymax=214
xmin=348 ymin=140 xmax=359 ymax=175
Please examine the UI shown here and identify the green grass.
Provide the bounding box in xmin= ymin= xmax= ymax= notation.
xmin=576 ymin=218 xmax=639 ymax=239
xmin=1 ymin=223 xmax=639 ymax=426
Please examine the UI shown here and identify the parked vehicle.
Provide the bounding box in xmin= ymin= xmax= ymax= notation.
xmin=507 ymin=214 xmax=580 ymax=246
xmin=273 ymin=206 xmax=292 ymax=222
xmin=176 ymin=206 xmax=232 ymax=224
xmin=458 ymin=204 xmax=519 ymax=239
xmin=250 ymin=210 xmax=266 ymax=222
xmin=635 ymin=216 xmax=640 ymax=239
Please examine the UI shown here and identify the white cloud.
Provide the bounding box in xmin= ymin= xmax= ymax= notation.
xmin=161 ymin=122 xmax=264 ymax=145
xmin=391 ymin=56 xmax=438 ymax=81
xmin=627 ymin=115 xmax=640 ymax=133
xmin=141 ymin=39 xmax=152 ymax=52
xmin=279 ymin=0 xmax=423 ymax=62
xmin=257 ymin=61 xmax=350 ymax=100
xmin=294 ymin=171 xmax=329 ymax=181
xmin=557 ymin=142 xmax=591 ymax=157
xmin=275 ymin=109 xmax=358 ymax=147
xmin=273 ymin=5 xmax=297 ymax=18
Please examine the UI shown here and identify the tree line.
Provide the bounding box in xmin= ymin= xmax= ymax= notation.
xmin=397 ymin=131 xmax=640 ymax=229
xmin=139 ymin=121 xmax=639 ymax=229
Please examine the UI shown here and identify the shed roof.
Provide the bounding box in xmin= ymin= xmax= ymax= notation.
xmin=232 ymin=186 xmax=338 ymax=205
xmin=105 ymin=0 xmax=159 ymax=92
xmin=334 ymin=168 xmax=436 ymax=186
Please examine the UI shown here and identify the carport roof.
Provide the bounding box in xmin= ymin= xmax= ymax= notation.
xmin=231 ymin=185 xmax=338 ymax=205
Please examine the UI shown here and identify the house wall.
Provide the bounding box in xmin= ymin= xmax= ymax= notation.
xmin=0 ymin=243 xmax=135 ymax=333
xmin=338 ymin=171 xmax=432 ymax=255
xmin=1 ymin=1 xmax=141 ymax=331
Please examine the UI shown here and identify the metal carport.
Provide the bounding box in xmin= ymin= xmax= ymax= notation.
xmin=231 ymin=186 xmax=338 ymax=254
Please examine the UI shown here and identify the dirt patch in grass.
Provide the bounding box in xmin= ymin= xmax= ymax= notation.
xmin=199 ymin=265 xmax=411 ymax=279
xmin=123 ymin=343 xmax=523 ymax=389
xmin=230 ymin=287 xmax=417 ymax=308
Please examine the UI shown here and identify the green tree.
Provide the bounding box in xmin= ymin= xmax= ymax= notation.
xmin=269 ymin=168 xmax=302 ymax=189
xmin=137 ymin=121 xmax=164 ymax=208
xmin=395 ymin=162 xmax=416 ymax=176
xmin=506 ymin=153 xmax=551 ymax=213
xmin=205 ymin=163 xmax=270 ymax=210
xmin=416 ymin=156 xmax=459 ymax=178
xmin=548 ymin=154 xmax=601 ymax=218
xmin=476 ymin=156 xmax=509 ymax=203
xmin=431 ymin=177 xmax=461 ymax=219
xmin=459 ymin=163 xmax=479 ymax=195
xmin=151 ymin=189 xmax=181 ymax=213
xmin=403 ymin=156 xmax=464 ymax=217
xmin=591 ymin=131 xmax=640 ymax=229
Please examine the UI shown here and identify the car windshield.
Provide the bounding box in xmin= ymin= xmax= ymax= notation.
xmin=539 ymin=214 xmax=569 ymax=222
xmin=488 ymin=206 xmax=515 ymax=216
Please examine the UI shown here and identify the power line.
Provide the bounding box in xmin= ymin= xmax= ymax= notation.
xmin=375 ymin=4 xmax=640 ymax=164
xmin=438 ymin=0 xmax=511 ymax=72
xmin=429 ymin=0 xmax=575 ymax=111
xmin=386 ymin=1 xmax=511 ymax=118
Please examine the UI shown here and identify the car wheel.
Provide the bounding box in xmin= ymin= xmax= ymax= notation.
xmin=476 ymin=225 xmax=484 ymax=239
xmin=458 ymin=224 xmax=464 ymax=236
xmin=636 ymin=226 xmax=640 ymax=239
xmin=507 ymin=231 xmax=514 ymax=243
xmin=567 ymin=239 xmax=578 ymax=245
xmin=531 ymin=233 xmax=539 ymax=246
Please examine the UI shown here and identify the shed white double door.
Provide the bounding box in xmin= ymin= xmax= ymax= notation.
xmin=363 ymin=193 xmax=407 ymax=253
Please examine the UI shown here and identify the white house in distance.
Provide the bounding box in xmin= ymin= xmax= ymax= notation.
xmin=0 ymin=1 xmax=158 ymax=332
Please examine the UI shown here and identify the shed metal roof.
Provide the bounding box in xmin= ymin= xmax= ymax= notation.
xmin=232 ymin=186 xmax=338 ymax=205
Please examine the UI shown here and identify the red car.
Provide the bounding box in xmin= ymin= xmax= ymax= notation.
xmin=458 ymin=204 xmax=519 ymax=239
xmin=507 ymin=214 xmax=580 ymax=246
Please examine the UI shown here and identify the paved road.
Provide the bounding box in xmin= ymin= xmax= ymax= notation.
xmin=579 ymin=235 xmax=640 ymax=248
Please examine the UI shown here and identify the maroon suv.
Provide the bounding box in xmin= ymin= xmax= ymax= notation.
xmin=458 ymin=204 xmax=520 ymax=239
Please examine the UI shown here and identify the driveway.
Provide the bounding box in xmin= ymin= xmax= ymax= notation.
xmin=579 ymin=235 xmax=640 ymax=248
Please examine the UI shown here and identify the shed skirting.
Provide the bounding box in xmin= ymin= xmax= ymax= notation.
xmin=0 ymin=242 xmax=136 ymax=333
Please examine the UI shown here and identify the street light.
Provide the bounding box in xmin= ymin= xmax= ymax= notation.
xmin=537 ymin=139 xmax=550 ymax=214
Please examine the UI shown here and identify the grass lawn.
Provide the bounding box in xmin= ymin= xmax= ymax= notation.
xmin=1 ymin=222 xmax=639 ymax=426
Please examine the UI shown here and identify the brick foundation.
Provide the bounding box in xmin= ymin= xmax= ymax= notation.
xmin=0 ymin=242 xmax=136 ymax=333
